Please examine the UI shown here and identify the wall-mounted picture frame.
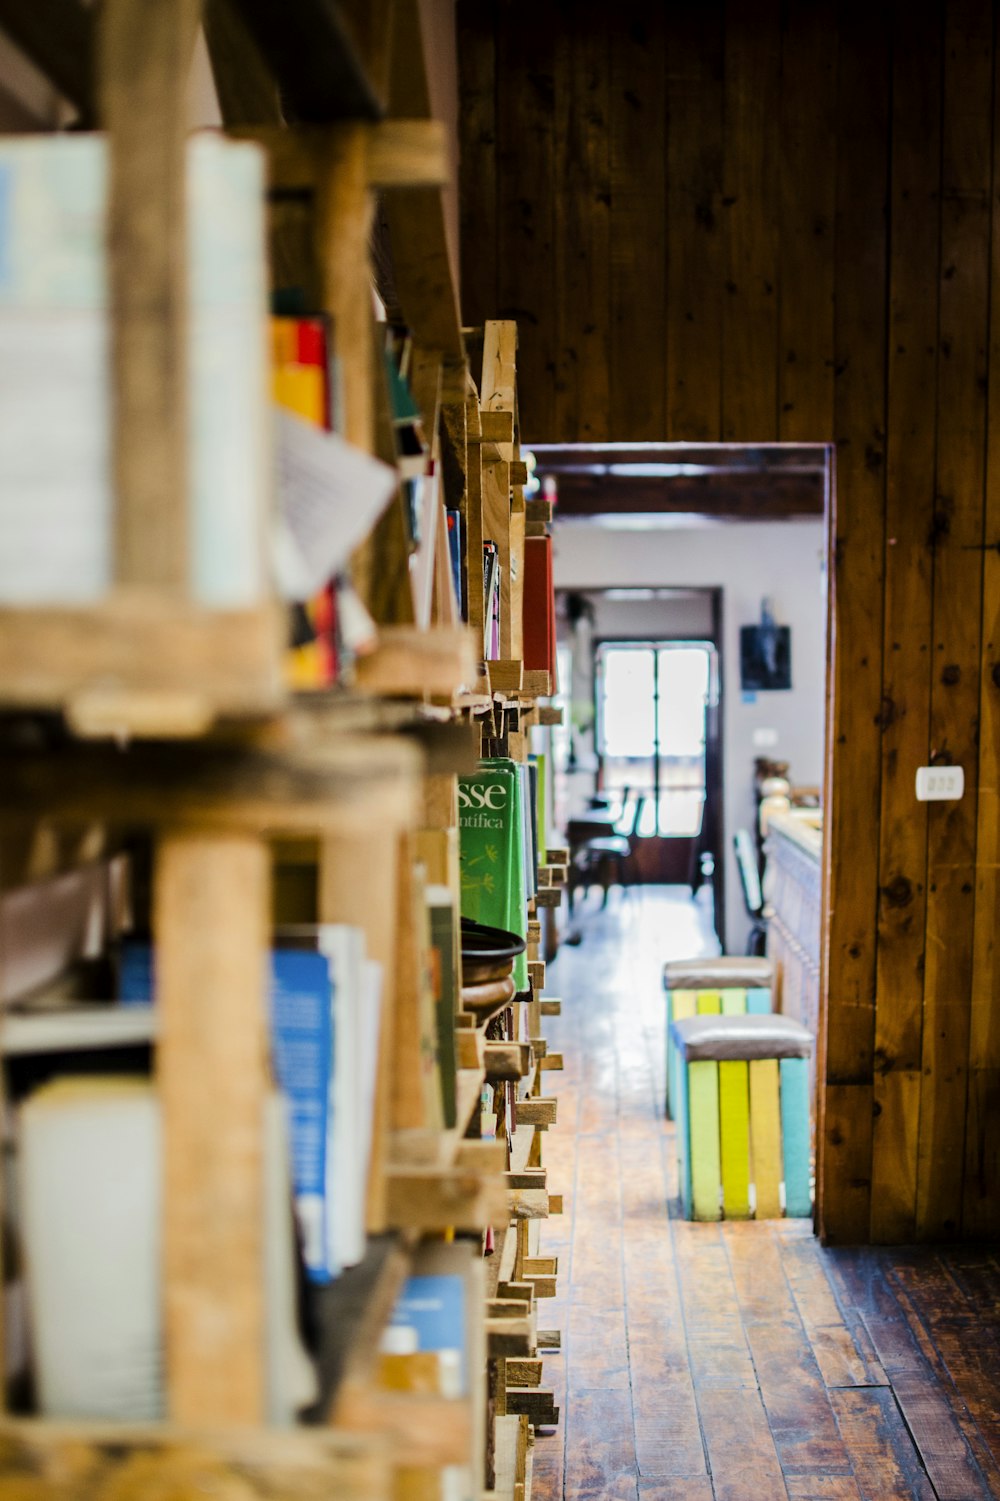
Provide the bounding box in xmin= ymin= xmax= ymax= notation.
xmin=740 ymin=623 xmax=792 ymax=691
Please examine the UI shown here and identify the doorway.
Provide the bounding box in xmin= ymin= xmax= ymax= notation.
xmin=594 ymin=630 xmax=722 ymax=927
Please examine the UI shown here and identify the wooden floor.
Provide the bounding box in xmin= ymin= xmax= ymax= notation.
xmin=530 ymin=886 xmax=1000 ymax=1501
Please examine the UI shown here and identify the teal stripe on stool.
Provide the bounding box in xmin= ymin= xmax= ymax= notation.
xmin=665 ymin=988 xmax=674 ymax=1118
xmin=746 ymin=987 xmax=772 ymax=1015
xmin=675 ymin=1044 xmax=693 ymax=1217
xmin=780 ymin=1057 xmax=811 ymax=1216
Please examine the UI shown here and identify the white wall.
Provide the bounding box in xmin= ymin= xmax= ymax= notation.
xmin=552 ymin=519 xmax=827 ymax=953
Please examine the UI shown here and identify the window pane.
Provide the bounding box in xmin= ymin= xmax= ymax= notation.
xmin=656 ymin=790 xmax=705 ymax=837
xmin=598 ymin=649 xmax=655 ymax=758
xmin=656 ymin=647 xmax=709 ymax=757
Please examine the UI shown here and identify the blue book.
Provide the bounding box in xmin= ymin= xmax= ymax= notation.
xmin=118 ymin=940 xmax=154 ymax=1006
xmin=385 ymin=1273 xmax=466 ymax=1394
xmin=269 ymin=948 xmax=336 ymax=1284
xmin=117 ymin=940 xmax=337 ymax=1283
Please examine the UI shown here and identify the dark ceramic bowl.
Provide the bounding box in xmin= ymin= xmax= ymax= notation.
xmin=460 ymin=917 xmax=527 ymax=984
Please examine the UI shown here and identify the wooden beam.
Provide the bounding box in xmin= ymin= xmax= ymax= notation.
xmin=99 ymin=0 xmax=201 ymax=594
xmin=551 ymin=471 xmax=824 ymax=520
xmin=0 ymin=735 xmax=421 ymax=837
xmin=531 ymin=442 xmax=827 ymax=472
xmin=156 ymin=828 xmax=269 ymax=1424
xmin=0 ymin=1421 xmax=392 ymax=1499
xmin=0 ymin=0 xmax=96 ymax=122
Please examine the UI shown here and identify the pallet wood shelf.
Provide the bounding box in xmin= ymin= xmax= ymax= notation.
xmin=0 ymin=5 xmax=563 ymax=1490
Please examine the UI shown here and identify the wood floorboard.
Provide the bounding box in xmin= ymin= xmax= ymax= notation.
xmin=526 ymin=887 xmax=1000 ymax=1500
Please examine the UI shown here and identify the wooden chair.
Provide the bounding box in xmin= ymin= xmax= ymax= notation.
xmin=734 ymin=827 xmax=768 ymax=955
xmin=568 ymin=791 xmax=644 ymax=911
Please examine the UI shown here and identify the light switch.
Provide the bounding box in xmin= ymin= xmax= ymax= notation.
xmin=915 ymin=765 xmax=964 ymax=801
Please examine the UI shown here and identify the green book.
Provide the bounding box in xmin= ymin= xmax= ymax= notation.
xmin=533 ymin=752 xmax=548 ymax=860
xmin=427 ymin=889 xmax=459 ymax=1127
xmin=458 ymin=761 xmax=528 ymax=991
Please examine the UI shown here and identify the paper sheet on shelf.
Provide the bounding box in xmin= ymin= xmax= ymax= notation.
xmin=273 ymin=408 xmax=398 ymax=600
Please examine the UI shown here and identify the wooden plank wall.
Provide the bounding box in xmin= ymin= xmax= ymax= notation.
xmin=457 ymin=0 xmax=1000 ymax=1245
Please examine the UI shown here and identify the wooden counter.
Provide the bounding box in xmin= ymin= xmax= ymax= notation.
xmin=764 ymin=810 xmax=822 ymax=1043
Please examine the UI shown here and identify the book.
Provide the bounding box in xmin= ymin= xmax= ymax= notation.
xmin=522 ymin=533 xmax=556 ymax=679
xmin=316 ymin=924 xmax=381 ymax=1273
xmin=271 ymin=314 xmax=336 ymax=688
xmin=458 ymin=761 xmax=528 ymax=991
xmin=532 ymin=751 xmax=548 ymax=860
xmin=380 ymin=1273 xmax=465 ymax=1396
xmin=116 ymin=930 xmax=380 ymax=1280
xmin=0 ymin=133 xmax=270 ymax=608
xmin=446 ymin=509 xmax=465 ymax=620
xmin=378 ymin=1241 xmax=484 ymax=1500
xmin=483 ymin=541 xmax=501 ymax=660
xmin=426 ymin=885 xmax=459 ymax=1128
xmin=19 ymin=1078 xmax=315 ymax=1423
xmin=269 ymin=946 xmax=337 ymax=1282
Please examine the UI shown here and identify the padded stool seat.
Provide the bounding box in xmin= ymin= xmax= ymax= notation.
xmin=663 ymin=956 xmax=774 ymax=990
xmin=670 ymin=1011 xmax=812 ymax=1222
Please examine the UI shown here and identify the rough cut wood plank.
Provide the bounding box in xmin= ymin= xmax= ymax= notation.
xmin=877 ymin=7 xmax=942 ymax=1224
xmin=740 ymin=1312 xmax=852 ymax=1475
xmin=203 ymin=0 xmax=281 ymax=126
xmin=967 ymin=0 xmax=1000 ymax=1242
xmin=879 ymin=1253 xmax=1000 ymax=1495
xmin=553 ymin=0 xmax=611 ymax=444
xmin=0 ymin=735 xmax=420 ymax=839
xmin=456 ymin=3 xmax=496 ymax=338
xmin=696 ymin=1387 xmax=788 ymax=1501
xmin=0 ymin=0 xmax=96 ymax=122
xmin=0 ymin=601 xmax=284 ymax=725
xmin=156 ymin=829 xmax=269 ymax=1424
xmin=316 ymin=124 xmax=374 ymax=451
xmin=495 ymin=2 xmax=556 ymax=441
xmin=828 ymin=1388 xmax=936 ymax=1500
xmin=918 ymin=0 xmax=991 ymax=1243
xmin=819 ymin=0 xmax=890 ymax=1244
xmin=665 ymin=0 xmax=723 ymax=441
xmin=0 ymin=1421 xmax=392 ymax=1500
xmin=777 ymin=0 xmax=836 ymax=442
xmin=226 ymin=0 xmax=386 ymax=121
xmin=721 ymin=0 xmax=780 ymax=442
xmin=785 ymin=1481 xmax=863 ymax=1500
xmin=891 ymin=1368 xmax=991 ymax=1498
xmin=609 ymin=2 xmax=666 ymax=441
xmin=778 ymin=1236 xmax=888 ymax=1389
xmin=99 ymin=0 xmax=200 ymax=593
xmin=383 ymin=1 xmax=464 ymax=359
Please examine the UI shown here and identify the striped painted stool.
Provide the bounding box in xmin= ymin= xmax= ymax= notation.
xmin=670 ymin=1012 xmax=812 ymax=1221
xmin=663 ymin=957 xmax=774 ymax=1120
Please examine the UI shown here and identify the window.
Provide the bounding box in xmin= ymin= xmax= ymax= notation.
xmin=596 ymin=642 xmax=712 ymax=837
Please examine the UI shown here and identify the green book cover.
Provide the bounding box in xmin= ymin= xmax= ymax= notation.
xmin=533 ymin=752 xmax=548 ymax=858
xmin=458 ymin=761 xmax=528 ymax=991
xmin=427 ymin=893 xmax=458 ymax=1127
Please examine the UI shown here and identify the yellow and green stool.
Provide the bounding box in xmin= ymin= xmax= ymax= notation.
xmin=670 ymin=1011 xmax=813 ymax=1220
xmin=663 ymin=956 xmax=774 ymax=1121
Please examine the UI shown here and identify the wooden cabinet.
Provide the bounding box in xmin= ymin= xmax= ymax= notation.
xmin=764 ymin=811 xmax=822 ymax=1048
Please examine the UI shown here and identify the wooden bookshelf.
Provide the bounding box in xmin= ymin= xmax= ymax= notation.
xmin=0 ymin=3 xmax=565 ymax=1498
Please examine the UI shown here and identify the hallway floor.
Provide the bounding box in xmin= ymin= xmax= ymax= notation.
xmin=530 ymin=886 xmax=1000 ymax=1500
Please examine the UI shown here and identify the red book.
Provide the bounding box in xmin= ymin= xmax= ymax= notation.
xmin=522 ymin=534 xmax=555 ymax=677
